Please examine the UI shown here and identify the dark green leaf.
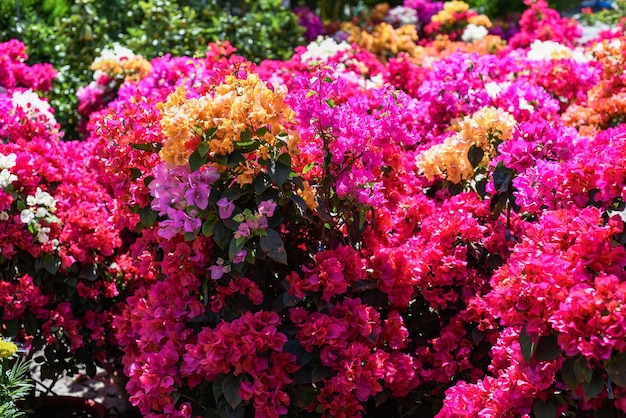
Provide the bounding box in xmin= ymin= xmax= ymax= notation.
xmin=85 ymin=362 xmax=97 ymax=379
xmin=78 ymin=264 xmax=98 ymax=281
xmin=490 ymin=192 xmax=507 ymax=219
xmin=267 ymin=154 xmax=292 ymax=187
xmin=139 ymin=207 xmax=158 ymax=228
xmin=215 ymin=152 xmax=246 ymax=168
xmin=223 ymin=374 xmax=243 ymax=410
xmin=574 ymin=356 xmax=593 ymax=383
xmin=534 ymin=334 xmax=561 ymax=362
xmin=291 ymin=385 xmax=318 ymax=408
xmin=189 ymin=150 xmax=206 ymax=172
xmin=130 ymin=142 xmax=162 ymax=153
xmin=203 ymin=408 xmax=221 ymax=418
xmin=222 ymin=184 xmax=246 ymax=201
xmin=222 ymin=403 xmax=245 ymax=418
xmin=468 ymin=145 xmax=484 ymax=168
xmin=519 ymin=326 xmax=535 ymax=364
xmin=213 ymin=374 xmax=225 ymax=403
xmin=290 ymin=195 xmax=309 ymax=218
xmin=197 ymin=141 xmax=210 ymax=157
xmin=205 ymin=127 xmax=218 ymax=140
xmin=278 ymin=153 xmax=292 ymax=168
xmin=43 ymin=253 xmax=61 ymax=275
xmin=228 ymin=238 xmax=244 ymax=263
xmin=202 ymin=219 xmax=216 ymax=237
xmin=532 ymin=399 xmax=556 ymax=418
xmin=283 ymin=339 xmax=313 ymax=366
xmin=239 ymin=128 xmax=253 ymax=142
xmin=607 ymin=352 xmax=626 ymax=388
xmin=583 ymin=370 xmax=604 ymax=400
xmin=311 ymin=366 xmax=328 ymax=383
xmin=214 ymin=222 xmax=232 ymax=250
xmin=260 ymin=229 xmax=287 ymax=264
xmin=493 ymin=162 xmax=514 ymax=193
xmin=595 ymin=405 xmax=617 ymax=418
xmin=5 ymin=320 xmax=19 ymax=337
xmin=254 ymin=173 xmax=272 ymax=195
xmin=256 ymin=126 xmax=270 ymax=137
xmin=129 ymin=167 xmax=142 ymax=180
xmin=560 ymin=357 xmax=579 ymax=391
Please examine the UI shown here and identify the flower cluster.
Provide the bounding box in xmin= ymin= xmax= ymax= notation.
xmin=77 ymin=44 xmax=151 ymax=119
xmin=424 ymin=0 xmax=492 ymax=41
xmin=340 ymin=21 xmax=420 ymax=62
xmin=8 ymin=1 xmax=626 ymax=417
xmin=416 ymin=106 xmax=516 ymax=183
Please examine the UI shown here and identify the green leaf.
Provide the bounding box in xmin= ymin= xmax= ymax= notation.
xmin=130 ymin=142 xmax=162 ymax=153
xmin=202 ymin=219 xmax=216 ymax=237
xmin=139 ymin=207 xmax=158 ymax=228
xmin=260 ymin=229 xmax=287 ymax=264
xmin=468 ymin=145 xmax=484 ymax=168
xmin=5 ymin=320 xmax=19 ymax=337
xmin=228 ymin=238 xmax=244 ymax=262
xmin=267 ymin=154 xmax=292 ymax=187
xmin=490 ymin=192 xmax=508 ymax=219
xmin=583 ymin=370 xmax=604 ymax=400
xmin=607 ymin=352 xmax=626 ymax=388
xmin=223 ymin=374 xmax=243 ymax=410
xmin=305 ymin=90 xmax=316 ymax=99
xmin=197 ymin=141 xmax=210 ymax=157
xmin=493 ymin=162 xmax=514 ymax=193
xmin=43 ymin=253 xmax=61 ymax=275
xmin=560 ymin=357 xmax=579 ymax=391
xmin=213 ymin=374 xmax=225 ymax=403
xmin=239 ymin=128 xmax=253 ymax=142
xmin=519 ymin=326 xmax=535 ymax=364
xmin=78 ymin=264 xmax=98 ymax=281
xmin=311 ymin=366 xmax=328 ymax=383
xmin=129 ymin=167 xmax=142 ymax=180
xmin=189 ymin=150 xmax=206 ymax=172
xmin=595 ymin=405 xmax=617 ymax=418
xmin=574 ymin=356 xmax=593 ymax=383
xmin=253 ymin=172 xmax=272 ymax=195
xmin=213 ymin=223 xmax=232 ymax=250
xmin=532 ymin=399 xmax=556 ymax=418
xmin=222 ymin=184 xmax=246 ymax=201
xmin=534 ymin=334 xmax=561 ymax=362
xmin=325 ymin=99 xmax=335 ymax=108
xmin=256 ymin=126 xmax=270 ymax=137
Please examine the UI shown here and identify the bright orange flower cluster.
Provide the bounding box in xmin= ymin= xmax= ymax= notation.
xmin=416 ymin=106 xmax=516 ymax=183
xmin=91 ymin=53 xmax=152 ymax=83
xmin=341 ymin=22 xmax=419 ymax=61
xmin=421 ymin=34 xmax=505 ymax=60
xmin=563 ymin=38 xmax=626 ymax=136
xmin=157 ymin=72 xmax=302 ymax=186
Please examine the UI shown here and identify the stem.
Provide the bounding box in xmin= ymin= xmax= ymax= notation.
xmin=14 ymin=0 xmax=21 ymax=22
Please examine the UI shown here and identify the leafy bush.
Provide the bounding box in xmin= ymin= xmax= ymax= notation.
xmin=0 ymin=342 xmax=32 ymax=418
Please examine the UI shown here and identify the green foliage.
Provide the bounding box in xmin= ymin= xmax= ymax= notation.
xmin=219 ymin=6 xmax=305 ymax=63
xmin=0 ymin=356 xmax=32 ymax=418
xmin=0 ymin=0 xmax=305 ymax=138
xmin=580 ymin=0 xmax=626 ymax=25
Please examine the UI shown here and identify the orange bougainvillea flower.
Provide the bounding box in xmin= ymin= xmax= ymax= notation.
xmin=416 ymin=106 xmax=516 ymax=183
xmin=157 ymin=72 xmax=300 ymax=167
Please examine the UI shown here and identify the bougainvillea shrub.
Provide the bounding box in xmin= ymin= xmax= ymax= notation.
xmin=4 ymin=0 xmax=626 ymax=417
